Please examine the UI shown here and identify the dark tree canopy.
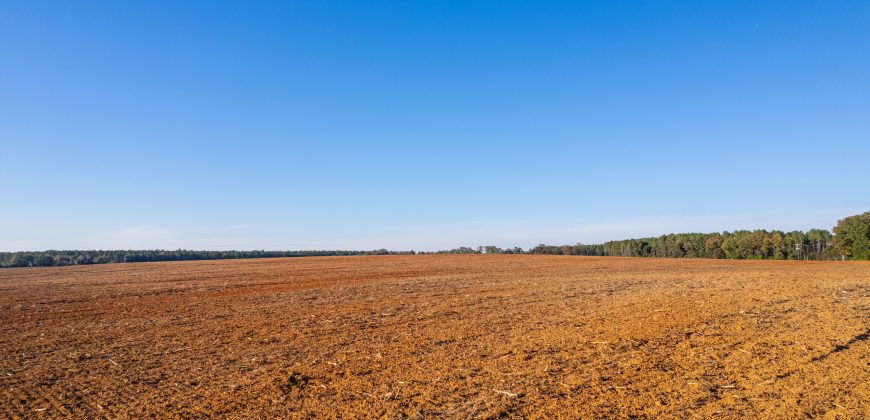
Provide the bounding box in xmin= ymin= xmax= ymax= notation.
xmin=833 ymin=212 xmax=870 ymax=260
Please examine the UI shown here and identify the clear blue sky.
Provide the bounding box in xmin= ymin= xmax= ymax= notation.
xmin=2 ymin=1 xmax=868 ymax=251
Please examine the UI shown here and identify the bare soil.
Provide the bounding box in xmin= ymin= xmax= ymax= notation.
xmin=1 ymin=255 xmax=868 ymax=417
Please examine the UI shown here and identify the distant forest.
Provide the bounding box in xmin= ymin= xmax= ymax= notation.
xmin=532 ymin=211 xmax=870 ymax=261
xmin=530 ymin=229 xmax=835 ymax=259
xmin=0 ymin=249 xmax=414 ymax=268
xmin=2 ymin=212 xmax=868 ymax=267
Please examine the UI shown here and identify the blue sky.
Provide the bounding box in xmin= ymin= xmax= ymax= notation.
xmin=1 ymin=1 xmax=868 ymax=251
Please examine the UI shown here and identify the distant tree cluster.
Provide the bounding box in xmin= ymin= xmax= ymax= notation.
xmin=529 ymin=244 xmax=604 ymax=256
xmin=423 ymin=246 xmax=482 ymax=254
xmin=0 ymin=249 xmax=415 ymax=268
xmin=596 ymin=229 xmax=835 ymax=260
xmin=420 ymin=246 xmax=526 ymax=254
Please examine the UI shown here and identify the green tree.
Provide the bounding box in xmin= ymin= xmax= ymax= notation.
xmin=833 ymin=212 xmax=870 ymax=260
xmin=483 ymin=245 xmax=503 ymax=254
xmin=36 ymin=254 xmax=55 ymax=267
xmin=722 ymin=236 xmax=741 ymax=259
xmin=704 ymin=235 xmax=725 ymax=259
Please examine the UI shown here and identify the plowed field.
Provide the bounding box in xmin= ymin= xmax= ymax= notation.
xmin=1 ymin=255 xmax=868 ymax=417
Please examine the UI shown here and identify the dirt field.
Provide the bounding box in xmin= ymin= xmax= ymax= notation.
xmin=1 ymin=255 xmax=868 ymax=417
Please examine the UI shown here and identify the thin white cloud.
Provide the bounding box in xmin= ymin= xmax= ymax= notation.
xmin=107 ymin=225 xmax=178 ymax=239
xmin=101 ymin=225 xmax=181 ymax=249
xmin=93 ymin=225 xmax=305 ymax=250
xmin=219 ymin=223 xmax=265 ymax=231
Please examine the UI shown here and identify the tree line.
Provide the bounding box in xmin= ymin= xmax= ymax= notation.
xmin=530 ymin=229 xmax=835 ymax=260
xmin=0 ymin=249 xmax=414 ymax=268
xmin=529 ymin=211 xmax=870 ymax=261
xmin=2 ymin=211 xmax=868 ymax=267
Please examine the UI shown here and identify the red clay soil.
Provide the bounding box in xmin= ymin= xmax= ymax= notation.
xmin=1 ymin=255 xmax=868 ymax=417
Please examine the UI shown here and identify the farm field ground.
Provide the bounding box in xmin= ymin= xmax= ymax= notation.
xmin=1 ymin=255 xmax=868 ymax=417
